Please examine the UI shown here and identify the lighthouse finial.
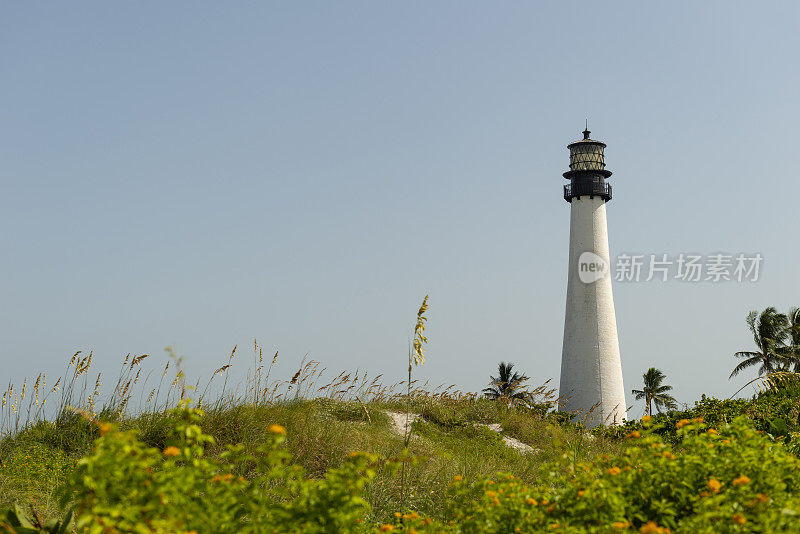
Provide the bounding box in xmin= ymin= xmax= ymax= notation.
xmin=582 ymin=120 xmax=590 ymax=140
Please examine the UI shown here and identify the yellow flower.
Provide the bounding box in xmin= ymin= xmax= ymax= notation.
xmin=661 ymin=451 xmax=675 ymax=460
xmin=162 ymin=446 xmax=180 ymax=457
xmin=733 ymin=475 xmax=751 ymax=486
xmin=268 ymin=424 xmax=286 ymax=435
xmin=756 ymin=493 xmax=769 ymax=503
xmin=394 ymin=512 xmax=402 ymax=518
xmin=627 ymin=431 xmax=641 ymax=439
xmin=639 ymin=521 xmax=668 ymax=534
xmin=526 ymin=497 xmax=538 ymax=506
xmin=379 ymin=525 xmax=395 ymax=532
xmin=612 ymin=521 xmax=629 ymax=529
xmin=607 ymin=467 xmax=622 ymax=476
xmin=549 ymin=524 xmax=560 ymax=529
xmin=676 ymin=419 xmax=691 ymax=429
xmin=211 ymin=473 xmax=234 ymax=483
xmin=485 ymin=490 xmax=498 ymax=498
xmin=693 ymin=417 xmax=704 ymax=423
xmin=641 ymin=415 xmax=652 ymax=423
xmin=733 ymin=513 xmax=746 ymax=525
xmin=577 ymin=490 xmax=585 ymax=498
xmin=707 ymin=428 xmax=719 ymax=435
xmin=453 ymin=475 xmax=463 ymax=482
xmin=98 ymin=422 xmax=113 ymax=435
xmin=707 ymin=478 xmax=722 ymax=493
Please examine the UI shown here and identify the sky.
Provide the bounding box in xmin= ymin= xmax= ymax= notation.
xmin=2 ymin=2 xmax=799 ymax=416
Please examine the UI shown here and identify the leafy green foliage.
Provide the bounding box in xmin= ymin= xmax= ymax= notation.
xmin=58 ymin=403 xmax=391 ymax=533
xmin=630 ymin=380 xmax=800 ymax=444
xmin=482 ymin=362 xmax=532 ymax=404
xmin=7 ymin=399 xmax=800 ymax=532
xmin=392 ymin=417 xmax=800 ymax=533
xmin=0 ymin=440 xmax=77 ymax=529
xmin=0 ymin=505 xmax=71 ymax=534
xmin=731 ymin=307 xmax=795 ymax=378
xmin=631 ymin=368 xmax=677 ymax=416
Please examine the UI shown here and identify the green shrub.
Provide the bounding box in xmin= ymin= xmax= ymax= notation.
xmin=56 ymin=402 xmax=392 ymax=533
xmin=393 ymin=416 xmax=800 ymax=532
xmin=1 ymin=505 xmax=72 ymax=533
xmin=632 ymin=387 xmax=800 ymax=445
xmin=8 ymin=403 xmax=800 ymax=532
xmin=0 ymin=440 xmax=77 ymax=525
xmin=4 ymin=414 xmax=99 ymax=458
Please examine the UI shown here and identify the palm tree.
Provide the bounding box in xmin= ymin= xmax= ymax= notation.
xmin=782 ymin=307 xmax=800 ymax=371
xmin=631 ymin=367 xmax=677 ymax=416
xmin=730 ymin=307 xmax=791 ymax=379
xmin=482 ymin=362 xmax=531 ymax=404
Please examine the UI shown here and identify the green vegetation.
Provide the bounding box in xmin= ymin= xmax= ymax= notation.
xmin=631 ymin=368 xmax=677 ymax=416
xmin=421 ymin=416 xmax=800 ymax=533
xmin=399 ymin=295 xmax=430 ymax=507
xmin=4 ymin=305 xmax=800 ymax=531
xmin=0 ymin=377 xmax=600 ymax=532
xmin=628 ymin=379 xmax=800 ymax=446
xmin=5 ymin=396 xmax=800 ymax=533
xmin=482 ymin=362 xmax=535 ymax=405
xmin=730 ymin=306 xmax=800 ymax=378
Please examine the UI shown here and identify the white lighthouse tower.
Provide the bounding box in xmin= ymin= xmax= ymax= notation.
xmin=559 ymin=127 xmax=626 ymax=427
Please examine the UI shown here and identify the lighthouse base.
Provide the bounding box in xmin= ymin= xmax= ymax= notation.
xmin=559 ymin=196 xmax=627 ymax=428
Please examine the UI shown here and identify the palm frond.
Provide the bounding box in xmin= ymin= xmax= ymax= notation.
xmin=728 ymin=371 xmax=800 ymax=399
xmin=483 ymin=362 xmax=533 ymax=403
xmin=729 ymin=354 xmax=763 ymax=378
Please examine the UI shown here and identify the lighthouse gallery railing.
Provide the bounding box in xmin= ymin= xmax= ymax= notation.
xmin=563 ymin=182 xmax=612 ymax=202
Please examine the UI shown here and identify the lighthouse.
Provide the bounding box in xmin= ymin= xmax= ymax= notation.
xmin=559 ymin=127 xmax=627 ymax=427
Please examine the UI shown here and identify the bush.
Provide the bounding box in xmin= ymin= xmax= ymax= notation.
xmin=634 ymin=386 xmax=800 ymax=445
xmin=53 ymin=402 xmax=392 ymax=533
xmin=7 ymin=406 xmax=800 ymax=532
xmin=394 ymin=417 xmax=800 ymax=532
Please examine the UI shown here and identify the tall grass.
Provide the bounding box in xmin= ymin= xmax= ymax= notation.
xmin=1 ymin=340 xmax=442 ymax=440
xmin=0 ymin=298 xmax=618 ymax=526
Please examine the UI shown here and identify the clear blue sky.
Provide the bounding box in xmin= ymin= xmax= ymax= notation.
xmin=2 ymin=2 xmax=799 ymax=414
